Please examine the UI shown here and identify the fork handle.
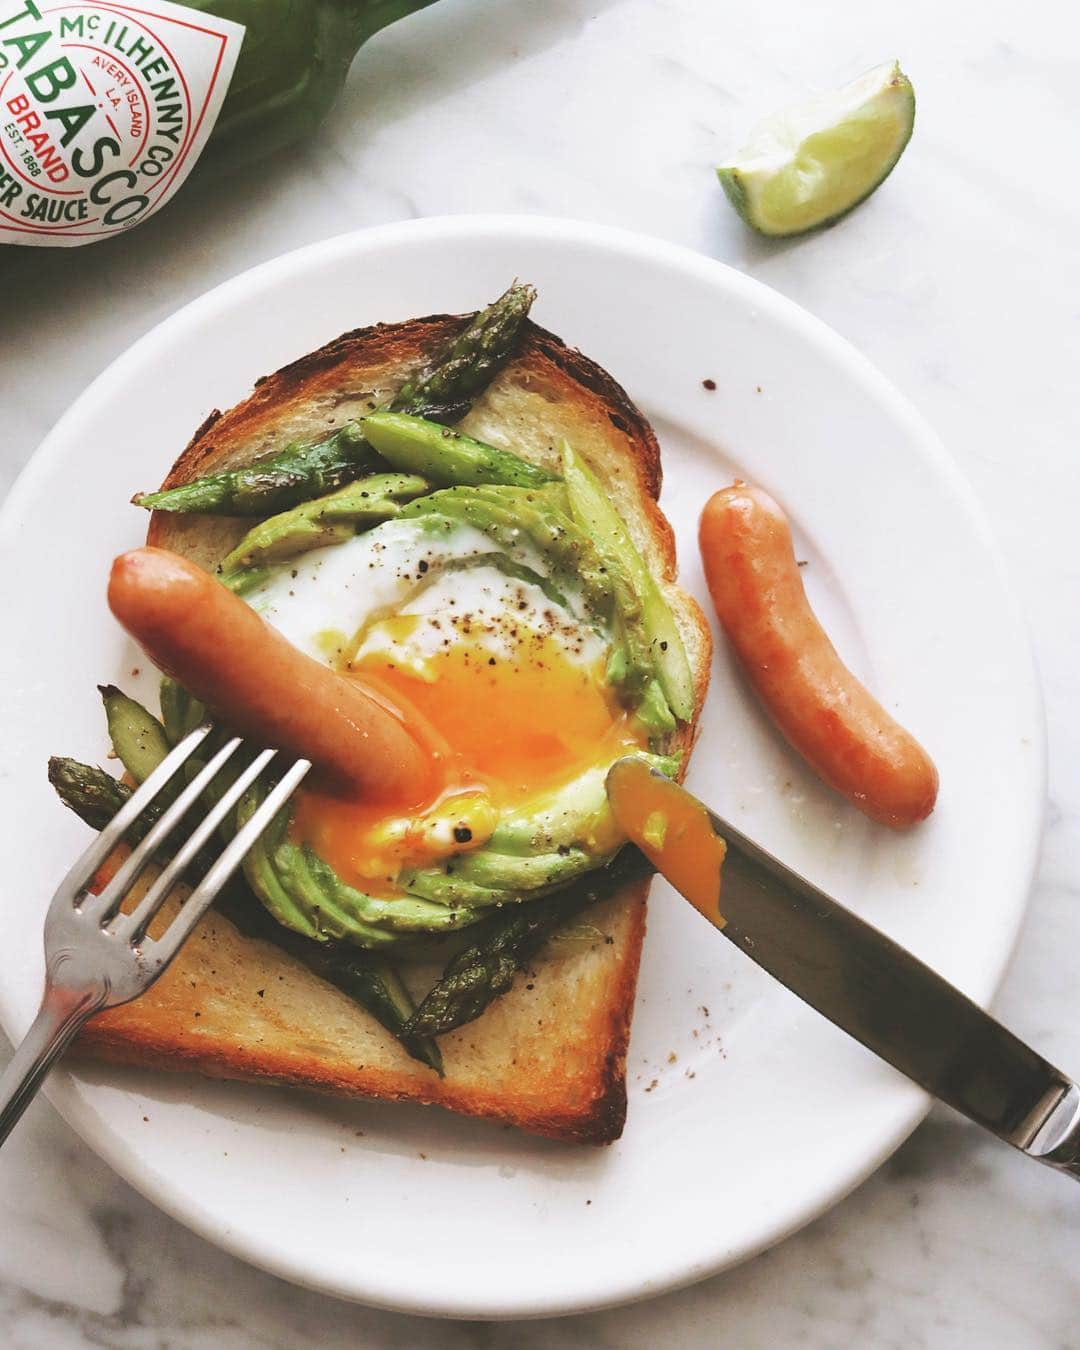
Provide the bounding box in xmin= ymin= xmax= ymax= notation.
xmin=0 ymin=985 xmax=104 ymax=1147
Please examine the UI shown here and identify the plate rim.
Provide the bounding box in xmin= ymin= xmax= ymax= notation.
xmin=0 ymin=213 xmax=1047 ymax=1318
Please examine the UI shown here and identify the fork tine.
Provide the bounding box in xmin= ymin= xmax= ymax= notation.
xmin=55 ymin=723 xmax=213 ymax=906
xmin=148 ymin=757 xmax=312 ymax=965
xmin=81 ymin=734 xmax=243 ymax=924
xmin=114 ymin=745 xmax=279 ymax=943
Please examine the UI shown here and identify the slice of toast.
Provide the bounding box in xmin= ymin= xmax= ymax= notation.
xmin=74 ymin=314 xmax=712 ymax=1143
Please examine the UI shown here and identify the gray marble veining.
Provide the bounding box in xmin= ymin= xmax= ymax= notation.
xmin=2 ymin=0 xmax=1079 ymax=1344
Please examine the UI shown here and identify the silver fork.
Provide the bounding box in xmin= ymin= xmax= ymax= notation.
xmin=0 ymin=724 xmax=311 ymax=1146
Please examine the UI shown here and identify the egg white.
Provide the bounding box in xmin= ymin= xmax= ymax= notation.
xmin=244 ymin=518 xmax=606 ymax=674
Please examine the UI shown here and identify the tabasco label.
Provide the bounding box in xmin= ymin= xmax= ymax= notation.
xmin=0 ymin=0 xmax=243 ymax=245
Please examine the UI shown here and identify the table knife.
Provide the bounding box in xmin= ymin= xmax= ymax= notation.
xmin=606 ymin=757 xmax=1079 ymax=1181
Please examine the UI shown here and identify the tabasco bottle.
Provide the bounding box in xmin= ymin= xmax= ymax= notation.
xmin=0 ymin=0 xmax=438 ymax=246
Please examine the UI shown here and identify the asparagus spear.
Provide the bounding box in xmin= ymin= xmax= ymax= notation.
xmin=402 ymin=858 xmax=642 ymax=1040
xmin=402 ymin=895 xmax=587 ymax=1039
xmin=47 ymin=756 xmax=227 ymax=877
xmin=48 ymin=757 xmax=142 ymax=833
xmin=219 ymin=875 xmax=443 ymax=1071
xmin=229 ymin=822 xmax=446 ymax=1071
xmin=295 ymin=948 xmax=444 ymax=1075
xmin=134 ymin=283 xmax=536 ymax=517
xmin=134 ymin=423 xmax=380 ymax=517
xmin=391 ymin=282 xmax=537 ymax=423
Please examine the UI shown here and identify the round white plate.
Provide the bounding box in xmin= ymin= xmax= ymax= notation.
xmin=0 ymin=216 xmax=1044 ymax=1318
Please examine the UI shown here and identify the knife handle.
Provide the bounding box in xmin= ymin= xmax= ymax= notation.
xmin=1026 ymin=1083 xmax=1080 ymax=1181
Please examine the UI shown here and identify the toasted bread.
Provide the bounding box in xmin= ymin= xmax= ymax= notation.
xmin=75 ymin=314 xmax=712 ymax=1143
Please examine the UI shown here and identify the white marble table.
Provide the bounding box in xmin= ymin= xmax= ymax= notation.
xmin=2 ymin=0 xmax=1078 ymax=1343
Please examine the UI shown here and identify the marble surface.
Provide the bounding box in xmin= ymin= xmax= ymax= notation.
xmin=2 ymin=0 xmax=1079 ymax=1343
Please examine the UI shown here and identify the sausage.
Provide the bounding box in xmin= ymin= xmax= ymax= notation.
xmin=108 ymin=547 xmax=436 ymax=805
xmin=698 ymin=485 xmax=938 ymax=828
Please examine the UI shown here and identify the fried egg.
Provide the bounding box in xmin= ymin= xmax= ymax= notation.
xmin=245 ymin=519 xmax=647 ymax=889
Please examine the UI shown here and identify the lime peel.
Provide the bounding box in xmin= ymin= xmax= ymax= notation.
xmin=717 ymin=60 xmax=915 ymax=238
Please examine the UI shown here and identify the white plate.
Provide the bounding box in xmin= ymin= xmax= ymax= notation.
xmin=0 ymin=216 xmax=1044 ymax=1318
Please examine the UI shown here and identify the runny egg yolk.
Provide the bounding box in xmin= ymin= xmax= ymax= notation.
xmin=289 ymin=622 xmax=649 ymax=892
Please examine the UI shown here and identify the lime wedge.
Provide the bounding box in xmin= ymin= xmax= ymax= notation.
xmin=717 ymin=61 xmax=915 ymax=237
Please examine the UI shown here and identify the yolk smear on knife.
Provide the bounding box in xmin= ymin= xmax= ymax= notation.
xmin=606 ymin=757 xmax=727 ymax=925
xmin=289 ymin=633 xmax=648 ymax=891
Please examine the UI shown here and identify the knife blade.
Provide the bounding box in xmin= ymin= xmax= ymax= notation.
xmin=606 ymin=757 xmax=1080 ymax=1179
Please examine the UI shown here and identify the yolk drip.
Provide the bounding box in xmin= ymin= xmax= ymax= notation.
xmin=290 ymin=633 xmax=648 ymax=890
xmin=605 ymin=757 xmax=728 ymax=925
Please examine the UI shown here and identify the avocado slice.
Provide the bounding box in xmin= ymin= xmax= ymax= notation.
xmin=487 ymin=755 xmax=677 ymax=856
xmin=100 ymin=685 xmax=171 ymax=785
xmin=362 ymin=411 xmax=559 ymax=489
xmin=451 ymin=846 xmax=599 ymax=892
xmin=405 ymin=753 xmax=679 ymax=905
xmin=219 ymin=565 xmax=281 ymax=597
xmin=400 ymin=869 xmax=507 ymax=910
xmin=238 ymin=787 xmax=319 ymax=940
xmin=220 ymin=472 xmax=430 ymax=572
xmin=159 ymin=676 xmax=206 ymax=747
xmin=561 ymin=441 xmax=695 ymax=722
